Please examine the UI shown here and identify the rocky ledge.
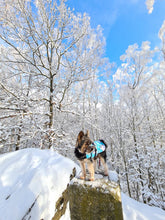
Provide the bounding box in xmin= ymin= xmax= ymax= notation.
xmin=68 ymin=174 xmax=123 ymax=220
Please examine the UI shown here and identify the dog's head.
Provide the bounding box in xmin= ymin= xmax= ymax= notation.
xmin=76 ymin=130 xmax=94 ymax=154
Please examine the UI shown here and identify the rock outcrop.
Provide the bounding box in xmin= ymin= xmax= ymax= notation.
xmin=68 ymin=175 xmax=123 ymax=220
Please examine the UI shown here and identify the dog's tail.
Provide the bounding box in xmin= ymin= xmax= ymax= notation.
xmin=99 ymin=139 xmax=108 ymax=148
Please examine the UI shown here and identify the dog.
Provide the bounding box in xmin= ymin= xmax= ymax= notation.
xmin=74 ymin=130 xmax=108 ymax=181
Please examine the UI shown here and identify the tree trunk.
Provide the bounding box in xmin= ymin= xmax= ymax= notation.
xmin=121 ymin=147 xmax=132 ymax=198
xmin=48 ymin=74 xmax=54 ymax=149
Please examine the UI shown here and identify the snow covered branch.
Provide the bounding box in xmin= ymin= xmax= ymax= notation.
xmin=145 ymin=0 xmax=155 ymax=14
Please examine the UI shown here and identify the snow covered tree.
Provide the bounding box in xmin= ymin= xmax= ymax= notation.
xmin=0 ymin=0 xmax=105 ymax=149
xmin=112 ymin=41 xmax=165 ymax=208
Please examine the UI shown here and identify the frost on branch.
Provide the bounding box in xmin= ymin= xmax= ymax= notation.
xmin=145 ymin=0 xmax=155 ymax=14
xmin=159 ymin=20 xmax=165 ymax=41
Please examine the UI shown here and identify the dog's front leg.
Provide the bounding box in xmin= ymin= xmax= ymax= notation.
xmin=94 ymin=159 xmax=97 ymax=172
xmin=79 ymin=161 xmax=86 ymax=180
xmin=87 ymin=160 xmax=95 ymax=181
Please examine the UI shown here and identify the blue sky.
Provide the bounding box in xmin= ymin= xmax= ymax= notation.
xmin=66 ymin=0 xmax=165 ymax=65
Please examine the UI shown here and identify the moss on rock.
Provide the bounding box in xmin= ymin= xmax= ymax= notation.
xmin=68 ymin=178 xmax=123 ymax=220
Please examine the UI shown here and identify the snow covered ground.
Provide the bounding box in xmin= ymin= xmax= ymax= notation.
xmin=0 ymin=148 xmax=164 ymax=220
xmin=122 ymin=193 xmax=165 ymax=220
xmin=0 ymin=148 xmax=78 ymax=220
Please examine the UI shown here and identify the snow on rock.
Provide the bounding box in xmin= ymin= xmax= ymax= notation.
xmin=0 ymin=148 xmax=79 ymax=220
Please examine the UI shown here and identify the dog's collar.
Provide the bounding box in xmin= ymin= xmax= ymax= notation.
xmin=77 ymin=148 xmax=83 ymax=153
xmin=89 ymin=142 xmax=95 ymax=148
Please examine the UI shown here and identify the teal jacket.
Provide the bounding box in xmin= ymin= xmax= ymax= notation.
xmin=86 ymin=140 xmax=106 ymax=159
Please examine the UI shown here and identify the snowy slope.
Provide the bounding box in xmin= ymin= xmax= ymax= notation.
xmin=122 ymin=193 xmax=165 ymax=220
xmin=0 ymin=148 xmax=78 ymax=220
xmin=0 ymin=148 xmax=164 ymax=220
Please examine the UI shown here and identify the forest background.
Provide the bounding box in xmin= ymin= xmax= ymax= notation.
xmin=0 ymin=0 xmax=164 ymax=210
